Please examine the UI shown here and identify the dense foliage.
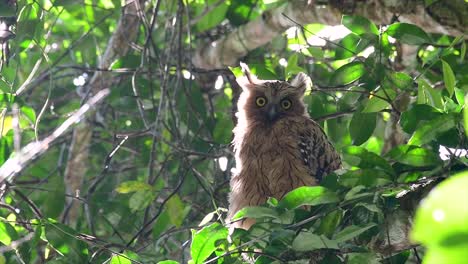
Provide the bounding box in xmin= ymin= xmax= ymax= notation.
xmin=0 ymin=0 xmax=466 ymax=263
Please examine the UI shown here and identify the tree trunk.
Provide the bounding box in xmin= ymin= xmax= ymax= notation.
xmin=63 ymin=0 xmax=144 ymax=226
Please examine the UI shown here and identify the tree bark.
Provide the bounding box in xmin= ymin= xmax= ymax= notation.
xmin=192 ymin=0 xmax=467 ymax=70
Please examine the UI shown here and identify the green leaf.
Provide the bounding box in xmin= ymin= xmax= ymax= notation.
xmin=344 ymin=186 xmax=372 ymax=201
xmin=17 ymin=4 xmax=43 ymax=40
xmin=286 ymin=53 xmax=306 ymax=77
xmin=460 ymin=41 xmax=466 ymax=60
xmin=444 ymin=96 xmax=462 ymax=113
xmin=330 ymin=61 xmax=366 ymax=86
xmin=417 ymin=79 xmax=444 ymax=109
xmin=417 ymin=80 xmax=427 ymax=104
xmin=343 ymin=146 xmax=394 ymax=174
xmin=408 ymin=115 xmax=455 ymax=146
xmin=424 ymin=0 xmax=438 ymax=6
xmin=362 ymin=89 xmax=396 ymax=113
xmin=411 ymin=171 xmax=468 ymax=264
xmin=232 ymin=206 xmax=279 ymax=220
xmin=337 ymin=87 xmax=361 ymax=111
xmin=346 ymin=253 xmax=380 ymax=264
xmin=342 ymin=15 xmax=379 ymax=35
xmin=157 ymin=261 xmax=180 ymax=264
xmin=0 ymin=136 xmax=12 ymax=165
xmin=386 ymin=23 xmax=431 ymax=45
xmin=292 ymin=231 xmax=339 ymax=251
xmin=21 ymin=106 xmax=36 ymax=124
xmin=349 ymin=111 xmax=376 ymax=145
xmin=384 ymin=249 xmax=413 ymax=263
xmin=334 ymin=224 xmax=376 ymax=243
xmin=362 ymin=137 xmax=384 ymax=156
xmin=0 ymin=222 xmax=18 ymax=245
xmin=277 ymin=186 xmax=339 ymax=210
xmin=395 ymin=147 xmax=441 ymax=167
xmin=45 ymin=222 xmax=88 ymax=262
xmin=339 ymin=169 xmax=392 ymax=188
xmin=250 ymin=63 xmax=278 ymax=80
xmin=422 ymin=246 xmax=468 ymax=264
xmin=317 ymin=210 xmax=343 ymax=237
xmin=355 ymin=203 xmax=383 ymax=216
xmin=454 ymin=88 xmax=465 ymax=106
xmin=400 ymin=104 xmax=441 ymax=134
xmin=152 ymin=209 xmax=171 ymax=239
xmin=441 ymin=60 xmax=456 ymax=97
xmin=385 ymin=72 xmax=414 ymax=90
xmin=226 ymin=2 xmax=256 ymax=26
xmin=335 ymin=33 xmax=371 ymax=59
xmin=116 ymin=181 xmax=153 ymax=194
xmin=110 ymin=251 xmax=139 ymax=264
xmin=213 ymin=117 xmax=233 ymax=144
xmin=380 ymin=32 xmax=394 ymax=57
xmin=177 ymin=85 xmax=207 ymax=132
xmin=166 ymin=195 xmax=190 ymax=227
xmin=0 ymin=93 xmax=15 ymax=106
xmin=450 ymin=36 xmax=464 ymax=48
xmin=129 ymin=190 xmax=156 ymax=212
xmin=304 ymin=46 xmax=324 ymax=59
xmin=54 ymin=0 xmax=80 ymax=6
xmin=190 ymin=223 xmax=228 ymax=264
xmin=110 ymin=255 xmax=131 ymax=264
xmin=43 ymin=177 xmax=66 ymax=219
xmin=195 ymin=1 xmax=229 ymax=32
xmin=306 ymin=94 xmax=326 ymax=120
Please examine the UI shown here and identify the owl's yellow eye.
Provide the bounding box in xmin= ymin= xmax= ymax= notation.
xmin=281 ymin=99 xmax=292 ymax=110
xmin=255 ymin=96 xmax=267 ymax=107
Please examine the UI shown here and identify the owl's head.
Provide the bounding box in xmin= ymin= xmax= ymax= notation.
xmin=236 ymin=63 xmax=311 ymax=124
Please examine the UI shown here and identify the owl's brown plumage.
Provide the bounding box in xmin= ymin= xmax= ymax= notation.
xmin=228 ymin=65 xmax=341 ymax=229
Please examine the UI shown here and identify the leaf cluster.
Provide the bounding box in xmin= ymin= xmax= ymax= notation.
xmin=0 ymin=1 xmax=466 ymax=264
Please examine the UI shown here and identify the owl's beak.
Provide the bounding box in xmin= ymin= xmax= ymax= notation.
xmin=267 ymin=106 xmax=278 ymax=121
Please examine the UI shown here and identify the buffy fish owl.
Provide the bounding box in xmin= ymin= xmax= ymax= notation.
xmin=228 ymin=64 xmax=341 ymax=229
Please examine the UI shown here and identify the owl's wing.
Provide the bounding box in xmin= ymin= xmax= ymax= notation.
xmin=298 ymin=120 xmax=341 ymax=181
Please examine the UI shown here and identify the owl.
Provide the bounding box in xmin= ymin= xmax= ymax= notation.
xmin=228 ymin=64 xmax=341 ymax=230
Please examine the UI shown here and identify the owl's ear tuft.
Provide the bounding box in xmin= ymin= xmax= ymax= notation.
xmin=236 ymin=62 xmax=258 ymax=90
xmin=290 ymin=72 xmax=311 ymax=94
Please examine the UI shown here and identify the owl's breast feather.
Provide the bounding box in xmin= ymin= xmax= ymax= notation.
xmin=234 ymin=118 xmax=316 ymax=199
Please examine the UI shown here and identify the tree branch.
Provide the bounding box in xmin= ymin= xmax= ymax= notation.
xmin=192 ymin=0 xmax=466 ymax=70
xmin=0 ymin=89 xmax=110 ymax=183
